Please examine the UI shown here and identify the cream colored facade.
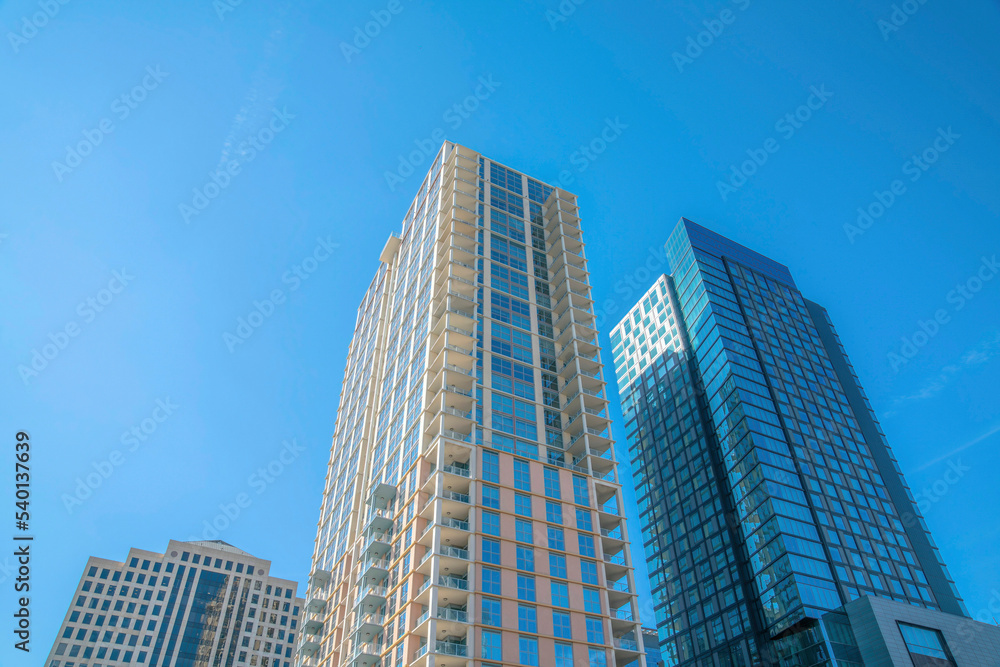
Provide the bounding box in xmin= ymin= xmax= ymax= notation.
xmin=300 ymin=143 xmax=644 ymax=667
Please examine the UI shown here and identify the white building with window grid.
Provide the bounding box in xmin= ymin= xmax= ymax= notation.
xmin=45 ymin=539 xmax=303 ymax=667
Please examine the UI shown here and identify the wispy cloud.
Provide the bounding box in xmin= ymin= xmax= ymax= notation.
xmin=893 ymin=331 xmax=1000 ymax=404
xmin=911 ymin=423 xmax=1000 ymax=474
xmin=215 ymin=8 xmax=290 ymax=170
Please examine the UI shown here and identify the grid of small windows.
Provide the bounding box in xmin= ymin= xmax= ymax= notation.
xmin=730 ymin=263 xmax=934 ymax=608
xmin=48 ymin=554 xmax=300 ymax=667
xmin=615 ymin=220 xmax=957 ymax=665
xmin=619 ymin=350 xmax=760 ymax=666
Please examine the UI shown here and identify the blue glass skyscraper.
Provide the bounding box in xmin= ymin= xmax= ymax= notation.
xmin=610 ymin=219 xmax=967 ymax=666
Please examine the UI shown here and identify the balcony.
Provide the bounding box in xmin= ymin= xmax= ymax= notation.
xmin=601 ymin=522 xmax=626 ymax=541
xmin=358 ymin=583 xmax=387 ymax=611
xmin=309 ymin=568 xmax=331 ymax=589
xmin=560 ymin=365 xmax=605 ymax=398
xmin=360 ymin=555 xmax=391 ymax=584
xmin=548 ymin=251 xmax=589 ymax=283
xmin=424 ymin=406 xmax=475 ymax=443
xmin=364 ymin=511 xmax=394 ymax=537
xmin=419 ymin=489 xmax=471 ymax=522
xmin=433 ymin=640 xmax=468 ymax=658
xmin=613 ymin=607 xmax=635 ymax=622
xmin=552 ymin=289 xmax=594 ymax=323
xmin=600 ymin=497 xmax=621 ymax=517
xmin=303 ymin=617 xmax=323 ymax=636
xmin=442 ymin=462 xmax=471 ymax=478
xmin=439 ymin=251 xmax=477 ymax=281
xmin=614 ymin=636 xmax=641 ymax=653
xmin=305 ymin=596 xmax=326 ymax=614
xmin=438 ymin=544 xmax=470 ymax=564
xmin=362 ymin=528 xmax=392 ymax=560
xmin=355 ymin=611 xmax=385 ymax=644
xmin=419 ymin=515 xmax=470 ymax=547
xmin=547 ymin=229 xmax=585 ymax=261
xmin=436 ymin=606 xmax=469 ymax=624
xmin=544 ymin=199 xmax=581 ymax=234
xmin=367 ymin=483 xmax=397 ymax=510
xmin=562 ymin=385 xmax=607 ymax=412
xmin=347 ymin=641 xmax=382 ymax=667
xmin=299 ymin=638 xmax=321 ymax=658
xmin=604 ymin=550 xmax=631 ymax=579
xmin=432 ymin=297 xmax=477 ymax=330
xmin=606 ymin=577 xmax=634 ymax=608
xmin=438 ymin=575 xmax=469 ymax=591
xmin=554 ymin=304 xmax=597 ymax=337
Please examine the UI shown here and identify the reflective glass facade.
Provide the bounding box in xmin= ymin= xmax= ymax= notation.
xmin=301 ymin=144 xmax=644 ymax=667
xmin=611 ymin=219 xmax=966 ymax=666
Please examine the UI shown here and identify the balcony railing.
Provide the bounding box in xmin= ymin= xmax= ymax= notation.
xmin=601 ymin=526 xmax=624 ymax=540
xmin=442 ymin=463 xmax=471 ymax=477
xmin=444 ymin=343 xmax=474 ymax=357
xmin=435 ymin=641 xmax=468 ymax=657
xmin=440 ymin=517 xmax=470 ymax=531
xmin=437 ymin=607 xmax=468 ymax=623
xmin=563 ymin=387 xmax=605 ymax=405
xmin=614 ymin=608 xmax=634 ymax=621
xmin=438 ymin=575 xmax=469 ymax=590
xmin=441 ymin=490 xmax=470 ymax=504
xmin=439 ymin=545 xmax=469 ymax=560
xmin=441 ymin=406 xmax=473 ymax=420
xmin=615 ymin=637 xmax=639 ymax=651
xmin=444 ymin=324 xmax=475 ymax=338
xmin=605 ymin=553 xmax=627 ymax=566
xmin=444 ymin=363 xmax=475 ymax=376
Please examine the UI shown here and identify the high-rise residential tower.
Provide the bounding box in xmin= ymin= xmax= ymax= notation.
xmin=45 ymin=539 xmax=303 ymax=667
xmin=610 ymin=219 xmax=971 ymax=666
xmin=299 ymin=144 xmax=644 ymax=667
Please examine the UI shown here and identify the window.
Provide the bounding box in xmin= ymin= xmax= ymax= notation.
xmin=555 ymin=642 xmax=575 ymax=667
xmin=482 ymin=451 xmax=499 ymax=483
xmin=482 ymin=598 xmax=502 ymax=627
xmin=551 ymin=581 xmax=569 ymax=608
xmin=516 ymin=546 xmax=535 ymax=572
xmin=580 ymin=560 xmax=599 ymax=585
xmin=519 ymin=636 xmax=540 ymax=667
xmin=576 ymin=509 xmax=593 ymax=532
xmin=898 ymin=623 xmax=954 ymax=662
xmin=516 ymin=519 xmax=534 ymax=543
xmin=482 ymin=630 xmax=502 ymax=660
xmin=548 ymin=527 xmax=565 ymax=551
xmin=583 ymin=588 xmax=601 ymax=613
xmin=517 ymin=575 xmax=536 ymax=601
xmin=483 ymin=568 xmax=501 ymax=595
xmin=586 ymin=617 xmax=605 ymax=644
xmin=514 ymin=460 xmax=531 ymax=491
xmin=482 ymin=485 xmax=500 ymax=509
xmin=549 ymin=553 xmax=567 ymax=579
xmin=546 ymin=501 xmax=563 ymax=524
xmin=573 ymin=477 xmax=589 ymax=506
xmin=515 ymin=494 xmax=533 ymax=518
xmin=518 ymin=605 xmax=538 ymax=633
xmin=553 ymin=612 xmax=572 ymax=639
xmin=588 ymin=648 xmax=608 ymax=667
xmin=578 ymin=534 xmax=596 ymax=558
xmin=482 ymin=511 xmax=501 ymax=536
xmin=544 ymin=468 xmax=561 ymax=498
xmin=482 ymin=538 xmax=501 ymax=565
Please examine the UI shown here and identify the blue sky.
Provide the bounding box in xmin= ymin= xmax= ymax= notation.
xmin=2 ymin=0 xmax=1000 ymax=658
